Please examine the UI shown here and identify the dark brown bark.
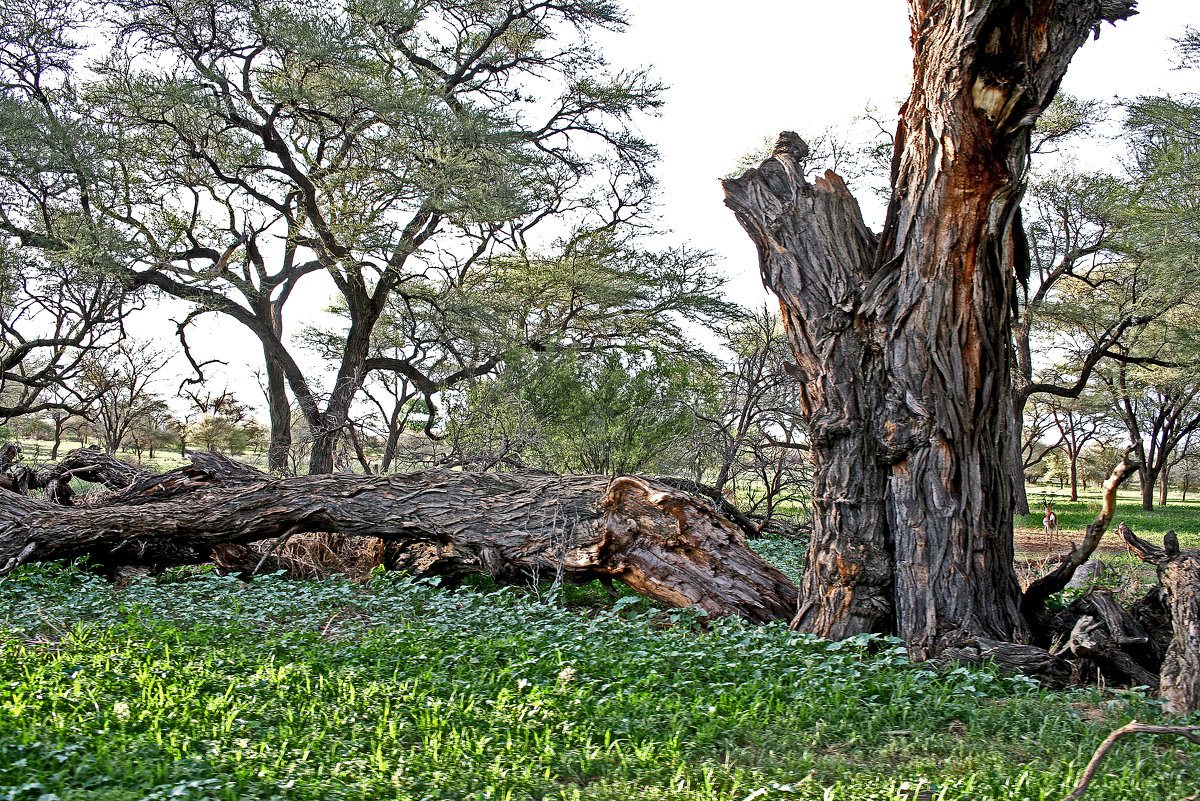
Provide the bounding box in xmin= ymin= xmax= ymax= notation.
xmin=1066 ymin=609 xmax=1160 ymax=689
xmin=0 ymin=452 xmax=799 ymax=624
xmin=724 ymin=140 xmax=891 ymax=639
xmin=1068 ymin=589 xmax=1162 ymax=672
xmin=1119 ymin=523 xmax=1200 ymax=714
xmin=722 ymin=0 xmax=1137 ymax=657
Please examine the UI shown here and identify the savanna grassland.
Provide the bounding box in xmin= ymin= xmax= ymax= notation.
xmin=2 ymin=534 xmax=1198 ymax=801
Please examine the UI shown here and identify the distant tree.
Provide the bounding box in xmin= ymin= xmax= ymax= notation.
xmin=677 ymin=306 xmax=810 ymax=528
xmin=1078 ymin=439 xmax=1125 ymax=492
xmin=0 ymin=0 xmax=133 ymax=420
xmin=306 ymin=229 xmax=731 ymax=469
xmin=1158 ymin=429 xmax=1199 ymax=506
xmin=189 ymin=414 xmax=236 ymax=454
xmin=43 ymin=403 xmax=72 ymax=460
xmin=64 ymin=413 xmax=89 ymax=447
xmin=1171 ymin=431 xmax=1200 ymax=502
xmin=125 ymin=397 xmax=171 ymax=463
xmin=1043 ymin=380 xmax=1113 ymax=501
xmin=80 ymin=340 xmax=168 ymax=454
xmin=0 ymin=0 xmax=663 ymax=475
xmin=1021 ymin=396 xmax=1065 ymax=485
xmin=183 ymin=389 xmax=259 ymax=455
xmin=1098 ymin=347 xmax=1200 ymax=511
xmin=444 ymin=349 xmax=713 ymax=476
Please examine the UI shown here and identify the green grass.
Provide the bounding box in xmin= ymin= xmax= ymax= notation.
xmin=2 ymin=563 xmax=1198 ymax=801
xmin=1020 ymin=485 xmax=1200 ymax=546
xmin=10 ymin=436 xmax=269 ymax=476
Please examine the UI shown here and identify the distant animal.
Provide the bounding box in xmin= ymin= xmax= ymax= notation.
xmin=1042 ymin=502 xmax=1059 ymax=549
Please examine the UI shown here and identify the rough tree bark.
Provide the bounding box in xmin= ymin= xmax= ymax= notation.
xmin=723 ymin=0 xmax=1137 ymax=657
xmin=0 ymin=451 xmax=799 ymax=624
xmin=1120 ymin=523 xmax=1200 ymax=714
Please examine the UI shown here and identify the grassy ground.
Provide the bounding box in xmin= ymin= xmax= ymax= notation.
xmin=10 ymin=436 xmax=279 ymax=473
xmin=3 ymin=460 xmax=1199 ymax=798
xmin=2 ymin=563 xmax=1198 ymax=801
xmin=1018 ymin=485 xmax=1200 ymax=545
xmin=1013 ymin=486 xmax=1200 ymax=596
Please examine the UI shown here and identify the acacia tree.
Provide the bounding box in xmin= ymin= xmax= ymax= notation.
xmin=0 ymin=0 xmax=131 ymax=420
xmin=1044 ymin=384 xmax=1111 ymax=501
xmin=305 ymin=228 xmax=730 ymax=466
xmin=723 ymin=1 xmax=1137 ymax=656
xmin=442 ymin=348 xmax=712 ymax=475
xmin=2 ymin=0 xmax=663 ymax=474
xmin=1010 ymin=166 xmax=1132 ymax=514
xmin=79 ymin=340 xmax=168 ymax=454
xmin=1098 ymin=348 xmax=1200 ymax=511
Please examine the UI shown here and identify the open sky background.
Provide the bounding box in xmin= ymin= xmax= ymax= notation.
xmin=129 ymin=1 xmax=1200 ymax=414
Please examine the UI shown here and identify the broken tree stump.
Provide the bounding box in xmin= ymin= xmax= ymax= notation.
xmin=1119 ymin=523 xmax=1200 ymax=714
xmin=0 ymin=452 xmax=799 ymax=624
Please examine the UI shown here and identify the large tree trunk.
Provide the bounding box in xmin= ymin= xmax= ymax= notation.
xmin=723 ymin=0 xmax=1136 ymax=657
xmin=1069 ymin=451 xmax=1080 ymax=501
xmin=724 ymin=148 xmax=892 ymax=638
xmin=0 ymin=451 xmax=799 ymax=624
xmin=1141 ymin=463 xmax=1157 ymax=511
xmin=1012 ymin=394 xmax=1032 ymax=515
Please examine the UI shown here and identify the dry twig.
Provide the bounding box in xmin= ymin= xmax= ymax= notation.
xmin=1065 ymin=719 xmax=1200 ymax=800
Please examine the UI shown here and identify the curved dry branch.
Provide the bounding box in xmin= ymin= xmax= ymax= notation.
xmin=1022 ymin=448 xmax=1140 ymax=622
xmin=1066 ymin=720 xmax=1200 ymax=801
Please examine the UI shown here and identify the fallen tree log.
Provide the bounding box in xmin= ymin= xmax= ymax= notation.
xmin=0 ymin=451 xmax=799 ymax=624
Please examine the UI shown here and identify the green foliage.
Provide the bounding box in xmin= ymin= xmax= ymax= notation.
xmin=2 ymin=562 xmax=1198 ymax=800
xmin=447 ymin=348 xmax=715 ymax=474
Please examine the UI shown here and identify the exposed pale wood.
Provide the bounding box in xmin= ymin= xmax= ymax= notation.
xmin=0 ymin=455 xmax=799 ymax=623
xmin=643 ymin=475 xmax=763 ymax=540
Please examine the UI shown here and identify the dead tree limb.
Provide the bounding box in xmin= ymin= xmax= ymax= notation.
xmin=1065 ymin=720 xmax=1200 ymax=801
xmin=0 ymin=454 xmax=799 ymax=623
xmin=1022 ymin=448 xmax=1139 ymax=625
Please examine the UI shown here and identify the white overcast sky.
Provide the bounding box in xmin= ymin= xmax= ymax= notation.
xmin=133 ymin=1 xmax=1200 ymax=412
xmin=603 ymin=0 xmax=1199 ymax=304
